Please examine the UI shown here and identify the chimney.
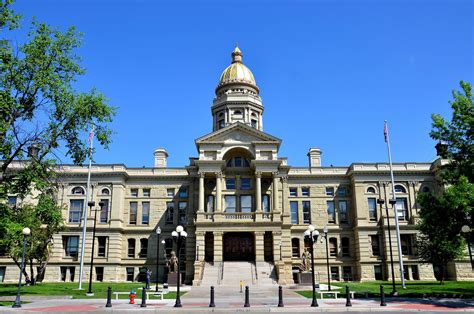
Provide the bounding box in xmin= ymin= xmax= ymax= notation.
xmin=307 ymin=148 xmax=322 ymax=168
xmin=154 ymin=148 xmax=168 ymax=168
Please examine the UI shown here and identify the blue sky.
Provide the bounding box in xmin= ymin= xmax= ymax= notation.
xmin=11 ymin=0 xmax=473 ymax=167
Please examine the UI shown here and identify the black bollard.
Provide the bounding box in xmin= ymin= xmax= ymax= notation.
xmin=209 ymin=286 xmax=216 ymax=308
xmin=278 ymin=285 xmax=284 ymax=307
xmin=380 ymin=285 xmax=387 ymax=306
xmin=141 ymin=286 xmax=147 ymax=308
xmin=345 ymin=285 xmax=352 ymax=307
xmin=105 ymin=286 xmax=112 ymax=308
xmin=244 ymin=286 xmax=250 ymax=307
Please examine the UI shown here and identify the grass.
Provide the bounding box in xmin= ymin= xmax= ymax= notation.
xmin=0 ymin=301 xmax=29 ymax=306
xmin=296 ymin=281 xmax=474 ymax=299
xmin=0 ymin=282 xmax=186 ymax=300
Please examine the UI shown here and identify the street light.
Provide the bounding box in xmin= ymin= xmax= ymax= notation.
xmin=461 ymin=225 xmax=473 ymax=269
xmin=87 ymin=201 xmax=102 ymax=296
xmin=12 ymin=227 xmax=31 ymax=308
xmin=172 ymin=225 xmax=187 ymax=307
xmin=303 ymin=225 xmax=319 ymax=307
xmin=155 ymin=226 xmax=161 ymax=292
xmin=321 ymin=226 xmax=331 ymax=291
xmin=378 ymin=198 xmax=397 ymax=296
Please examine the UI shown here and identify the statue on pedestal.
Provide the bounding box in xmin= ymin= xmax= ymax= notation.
xmin=300 ymin=248 xmax=311 ymax=272
xmin=167 ymin=251 xmax=178 ymax=273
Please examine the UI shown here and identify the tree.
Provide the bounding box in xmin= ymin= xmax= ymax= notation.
xmin=0 ymin=0 xmax=115 ymax=282
xmin=417 ymin=177 xmax=474 ymax=283
xmin=430 ymin=81 xmax=474 ymax=183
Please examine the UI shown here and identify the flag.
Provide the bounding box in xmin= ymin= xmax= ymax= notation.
xmin=383 ymin=121 xmax=388 ymax=143
xmin=88 ymin=125 xmax=95 ymax=144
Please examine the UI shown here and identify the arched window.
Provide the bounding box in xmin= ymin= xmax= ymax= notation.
xmin=394 ymin=185 xmax=406 ymax=193
xmin=72 ymin=186 xmax=85 ymax=195
xmin=139 ymin=239 xmax=148 ymax=258
xmin=101 ymin=188 xmax=110 ymax=195
xmin=329 ymin=238 xmax=338 ymax=257
xmin=291 ymin=238 xmax=300 ymax=257
xmin=226 ymin=156 xmax=250 ymax=168
xmin=127 ymin=239 xmax=136 ymax=258
xmin=421 ymin=186 xmax=430 ymax=193
xmin=366 ymin=187 xmax=376 ymax=194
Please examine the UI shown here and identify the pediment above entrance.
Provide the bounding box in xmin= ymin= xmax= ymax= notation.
xmin=195 ymin=122 xmax=281 ymax=146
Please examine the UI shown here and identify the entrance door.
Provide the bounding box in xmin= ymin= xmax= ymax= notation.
xmin=223 ymin=232 xmax=255 ymax=261
xmin=205 ymin=232 xmax=214 ymax=262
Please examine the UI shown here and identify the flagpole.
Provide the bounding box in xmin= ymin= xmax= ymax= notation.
xmin=384 ymin=120 xmax=406 ymax=289
xmin=78 ymin=126 xmax=94 ymax=290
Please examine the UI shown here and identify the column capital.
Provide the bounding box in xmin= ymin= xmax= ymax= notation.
xmin=195 ymin=231 xmax=205 ymax=237
xmin=281 ymin=176 xmax=288 ymax=183
xmin=198 ymin=172 xmax=206 ymax=178
xmin=255 ymin=231 xmax=265 ymax=236
xmin=213 ymin=231 xmax=224 ymax=236
xmin=408 ymin=181 xmax=418 ymax=186
xmin=380 ymin=181 xmax=391 ymax=186
xmin=272 ymin=171 xmax=279 ymax=178
xmin=255 ymin=171 xmax=262 ymax=178
xmin=214 ymin=171 xmax=223 ymax=178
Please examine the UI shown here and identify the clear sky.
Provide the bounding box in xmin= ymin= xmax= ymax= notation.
xmin=11 ymin=0 xmax=473 ymax=168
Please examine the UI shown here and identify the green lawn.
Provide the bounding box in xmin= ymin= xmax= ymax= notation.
xmin=0 ymin=282 xmax=186 ymax=300
xmin=296 ymin=281 xmax=474 ymax=299
xmin=0 ymin=301 xmax=29 ymax=306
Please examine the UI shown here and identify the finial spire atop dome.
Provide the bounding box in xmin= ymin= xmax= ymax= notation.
xmin=232 ymin=44 xmax=243 ymax=63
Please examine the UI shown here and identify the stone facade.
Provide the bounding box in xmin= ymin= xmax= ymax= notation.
xmin=0 ymin=47 xmax=472 ymax=284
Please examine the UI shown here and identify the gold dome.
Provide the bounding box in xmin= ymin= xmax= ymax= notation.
xmin=217 ymin=46 xmax=258 ymax=92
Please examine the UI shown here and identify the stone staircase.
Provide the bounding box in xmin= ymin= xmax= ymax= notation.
xmin=200 ymin=262 xmax=220 ymax=286
xmin=200 ymin=261 xmax=278 ymax=287
xmin=255 ymin=262 xmax=278 ymax=286
xmin=221 ymin=261 xmax=254 ymax=286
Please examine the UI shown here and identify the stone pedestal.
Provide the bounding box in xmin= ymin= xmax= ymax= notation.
xmin=167 ymin=272 xmax=178 ymax=286
xmin=300 ymin=272 xmax=314 ymax=285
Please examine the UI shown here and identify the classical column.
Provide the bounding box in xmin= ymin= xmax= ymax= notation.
xmin=255 ymin=231 xmax=265 ymax=262
xmin=196 ymin=232 xmax=205 ymax=262
xmin=198 ymin=172 xmax=205 ymax=212
xmin=281 ymin=176 xmax=288 ymax=213
xmin=272 ymin=172 xmax=279 ymax=212
xmin=215 ymin=172 xmax=222 ymax=212
xmin=214 ymin=232 xmax=223 ymax=262
xmin=255 ymin=172 xmax=262 ymax=212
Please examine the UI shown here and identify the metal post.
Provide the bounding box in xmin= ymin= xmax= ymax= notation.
xmin=12 ymin=235 xmax=28 ymax=308
xmin=105 ymin=287 xmax=112 ymax=307
xmin=324 ymin=233 xmax=331 ymax=291
xmin=380 ymin=285 xmax=387 ymax=306
xmin=209 ymin=286 xmax=215 ymax=307
xmin=244 ymin=286 xmax=250 ymax=307
xmin=156 ymin=232 xmax=160 ymax=292
xmin=386 ymin=199 xmax=398 ymax=295
xmin=141 ymin=286 xmax=147 ymax=307
xmin=345 ymin=285 xmax=352 ymax=307
xmin=466 ymin=236 xmax=473 ymax=270
xmin=174 ymin=236 xmax=182 ymax=307
xmin=278 ymin=285 xmax=284 ymax=307
xmin=310 ymin=235 xmax=318 ymax=307
xmin=87 ymin=202 xmax=98 ymax=295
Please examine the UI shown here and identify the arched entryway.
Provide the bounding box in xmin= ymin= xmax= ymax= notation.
xmin=205 ymin=232 xmax=214 ymax=262
xmin=223 ymin=232 xmax=255 ymax=261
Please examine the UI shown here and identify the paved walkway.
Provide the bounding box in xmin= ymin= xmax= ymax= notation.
xmin=1 ymin=286 xmax=473 ymax=313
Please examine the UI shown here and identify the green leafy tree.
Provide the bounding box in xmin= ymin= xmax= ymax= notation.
xmin=430 ymin=81 xmax=474 ymax=183
xmin=416 ymin=177 xmax=474 ymax=283
xmin=0 ymin=0 xmax=115 ymax=282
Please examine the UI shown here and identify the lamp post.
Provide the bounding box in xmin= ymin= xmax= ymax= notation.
xmin=304 ymin=225 xmax=319 ymax=307
xmin=12 ymin=227 xmax=31 ymax=308
xmin=87 ymin=201 xmax=102 ymax=296
xmin=172 ymin=226 xmax=187 ymax=307
xmin=321 ymin=226 xmax=331 ymax=291
xmin=378 ymin=198 xmax=397 ymax=296
xmin=155 ymin=227 xmax=161 ymax=292
xmin=461 ymin=225 xmax=473 ymax=269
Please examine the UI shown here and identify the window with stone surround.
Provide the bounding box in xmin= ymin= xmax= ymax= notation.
xmin=127 ymin=239 xmax=136 ymax=258
xmin=142 ymin=202 xmax=150 ymax=225
xmin=327 ymin=201 xmax=336 ymax=223
xmin=129 ymin=202 xmax=137 ymax=224
xmin=302 ymin=201 xmax=311 ymax=224
xmin=166 ymin=202 xmax=174 ymax=224
xmin=368 ymin=198 xmax=377 ymax=221
xmin=371 ymin=235 xmax=380 ymax=256
xmin=290 ymin=201 xmax=298 ymax=224
xmin=339 ymin=200 xmax=348 ymax=223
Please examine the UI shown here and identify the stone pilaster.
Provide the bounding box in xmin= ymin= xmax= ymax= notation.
xmin=198 ymin=172 xmax=205 ymax=212
xmin=255 ymin=231 xmax=265 ymax=262
xmin=214 ymin=231 xmax=223 ymax=262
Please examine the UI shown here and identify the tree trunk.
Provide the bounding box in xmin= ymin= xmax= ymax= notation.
xmin=13 ymin=257 xmax=30 ymax=283
xmin=440 ymin=264 xmax=445 ymax=285
xmin=29 ymin=258 xmax=35 ymax=285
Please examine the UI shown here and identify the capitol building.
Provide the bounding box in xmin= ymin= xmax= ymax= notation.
xmin=1 ymin=47 xmax=472 ymax=285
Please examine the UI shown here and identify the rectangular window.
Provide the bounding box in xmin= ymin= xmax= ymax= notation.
xmin=96 ymin=267 xmax=104 ymax=282
xmin=374 ymin=265 xmax=383 ymax=280
xmin=331 ymin=266 xmax=340 ymax=280
xmin=289 ymin=187 xmax=297 ymax=197
xmin=341 ymin=237 xmax=350 ymax=257
xmin=262 ymin=194 xmax=270 ymax=212
xmin=326 ymin=187 xmax=334 ymax=196
xmin=371 ymin=235 xmax=380 ymax=256
xmin=143 ymin=188 xmax=150 ymax=197
xmin=401 ymin=234 xmax=413 ymax=255
xmin=166 ymin=202 xmax=174 ymax=224
xmin=337 ymin=186 xmax=347 ymax=196
xmin=240 ymin=178 xmax=251 ymax=190
xmin=179 ymin=187 xmax=188 ymax=198
xmin=129 ymin=202 xmax=137 ymax=224
xmin=97 ymin=236 xmax=107 ymax=257
xmin=127 ymin=239 xmax=135 ymax=258
xmin=339 ymin=200 xmax=348 ymax=223
xmin=329 ymin=238 xmax=337 ymax=256
xmin=226 ymin=178 xmax=236 ymax=190
xmin=142 ymin=202 xmax=150 ymax=225
xmin=0 ymin=266 xmax=5 ymax=282
xmin=206 ymin=195 xmax=215 ymax=212
xmin=126 ymin=267 xmax=134 ymax=282
xmin=290 ymin=201 xmax=298 ymax=224
xmin=63 ymin=236 xmax=79 ymax=257
xmin=178 ymin=202 xmax=187 ymax=225
xmin=99 ymin=199 xmax=109 ymax=223
xmin=131 ymin=189 xmax=138 ymax=197
xmin=167 ymin=188 xmax=175 ymax=197
xmin=234 ymin=157 xmax=243 ymax=167
xmin=342 ymin=266 xmax=352 ymax=281
xmin=69 ymin=200 xmax=84 ymax=223
xmin=403 ymin=265 xmax=410 ymax=280
xmin=224 ymin=195 xmax=236 ymax=213
xmin=301 ymin=187 xmax=310 ymax=196
xmin=139 ymin=239 xmax=148 ymax=258
xmin=396 ymin=198 xmax=409 ymax=221
xmin=327 ymin=201 xmax=336 ymax=223
xmin=240 ymin=195 xmax=252 ymax=212
xmin=368 ymin=198 xmax=377 ymax=221
xmin=302 ymin=201 xmax=311 ymax=224
xmin=412 ymin=265 xmax=420 ymax=280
